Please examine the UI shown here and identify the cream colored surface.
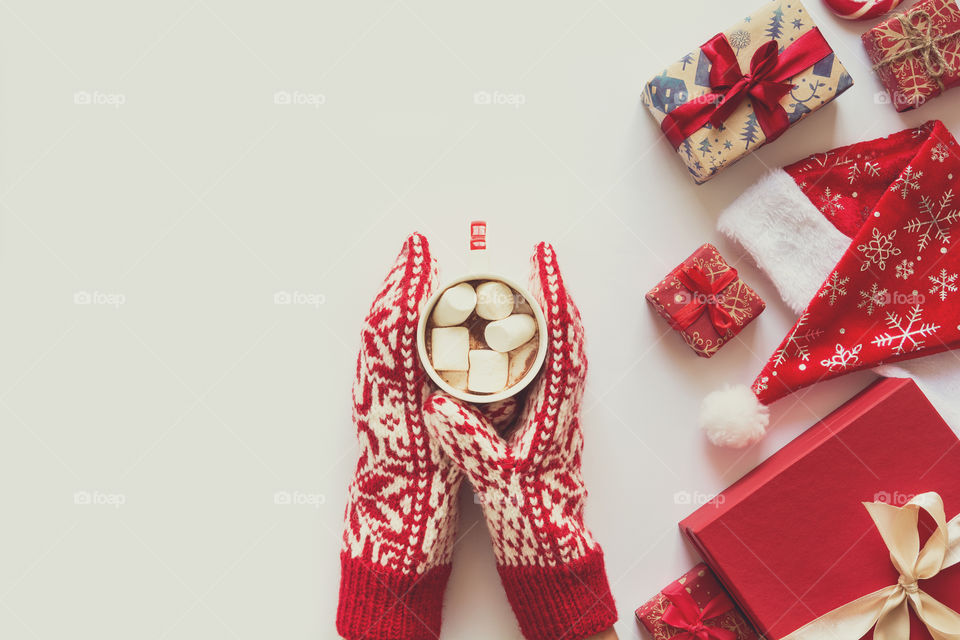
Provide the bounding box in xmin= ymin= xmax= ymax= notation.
xmin=1 ymin=1 xmax=958 ymax=638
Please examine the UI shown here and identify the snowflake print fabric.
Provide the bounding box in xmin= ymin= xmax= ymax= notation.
xmin=753 ymin=120 xmax=960 ymax=407
xmin=787 ymin=121 xmax=944 ymax=239
xmin=819 ymin=271 xmax=850 ymax=305
xmin=857 ymin=282 xmax=889 ymax=315
xmin=896 ymin=259 xmax=916 ymax=279
xmin=893 ymin=166 xmax=923 ymax=198
xmin=903 ymin=189 xmax=959 ymax=252
xmin=820 ymin=188 xmax=844 ymax=216
xmin=820 ymin=343 xmax=862 ymax=372
xmin=769 ymin=312 xmax=823 ymax=369
xmin=857 ymin=228 xmax=901 ymax=270
xmin=930 ymin=268 xmax=959 ymax=300
xmin=847 ymin=160 xmax=881 ymax=184
xmin=871 ymin=304 xmax=942 ymax=354
xmin=933 ymin=143 xmax=951 ymax=162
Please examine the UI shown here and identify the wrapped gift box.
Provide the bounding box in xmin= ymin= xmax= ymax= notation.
xmin=680 ymin=378 xmax=960 ymax=639
xmin=862 ymin=0 xmax=960 ymax=112
xmin=646 ymin=244 xmax=764 ymax=358
xmin=642 ymin=0 xmax=853 ymax=184
xmin=636 ymin=563 xmax=759 ymax=640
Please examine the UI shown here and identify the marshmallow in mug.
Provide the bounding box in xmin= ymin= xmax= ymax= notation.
xmin=427 ymin=278 xmax=541 ymax=395
xmin=468 ymin=350 xmax=508 ymax=393
xmin=475 ymin=281 xmax=514 ymax=320
xmin=432 ymin=282 xmax=477 ymax=326
xmin=485 ymin=314 xmax=536 ymax=353
xmin=431 ymin=327 xmax=469 ymax=371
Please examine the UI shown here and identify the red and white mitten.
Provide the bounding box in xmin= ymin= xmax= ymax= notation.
xmin=423 ymin=243 xmax=618 ymax=640
xmin=337 ymin=233 xmax=462 ymax=640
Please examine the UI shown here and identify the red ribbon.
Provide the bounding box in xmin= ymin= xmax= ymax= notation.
xmin=660 ymin=28 xmax=833 ymax=148
xmin=670 ymin=264 xmax=738 ymax=333
xmin=660 ymin=582 xmax=738 ymax=640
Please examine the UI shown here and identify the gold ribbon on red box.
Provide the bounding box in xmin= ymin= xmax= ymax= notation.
xmin=782 ymin=492 xmax=960 ymax=640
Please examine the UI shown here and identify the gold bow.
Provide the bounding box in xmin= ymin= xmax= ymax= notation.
xmin=872 ymin=10 xmax=958 ymax=91
xmin=782 ymin=492 xmax=960 ymax=640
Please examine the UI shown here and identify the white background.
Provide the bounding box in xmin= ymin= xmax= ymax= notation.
xmin=1 ymin=0 xmax=957 ymax=638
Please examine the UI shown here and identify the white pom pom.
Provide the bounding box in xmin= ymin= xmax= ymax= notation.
xmin=700 ymin=385 xmax=769 ymax=448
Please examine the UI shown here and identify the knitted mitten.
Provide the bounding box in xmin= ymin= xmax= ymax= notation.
xmin=423 ymin=242 xmax=618 ymax=640
xmin=337 ymin=233 xmax=462 ymax=640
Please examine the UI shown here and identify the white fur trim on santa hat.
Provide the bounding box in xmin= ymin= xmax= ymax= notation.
xmin=717 ymin=169 xmax=848 ymax=314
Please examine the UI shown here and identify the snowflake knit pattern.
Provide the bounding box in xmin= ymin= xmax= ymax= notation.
xmin=337 ymin=233 xmax=462 ymax=640
xmin=424 ymin=243 xmax=617 ymax=640
xmin=756 ymin=120 xmax=960 ymax=404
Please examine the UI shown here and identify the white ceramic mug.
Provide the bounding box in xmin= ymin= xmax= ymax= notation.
xmin=416 ymin=272 xmax=548 ymax=404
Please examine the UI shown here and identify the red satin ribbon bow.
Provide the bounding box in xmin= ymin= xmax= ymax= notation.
xmin=660 ymin=582 xmax=738 ymax=640
xmin=661 ymin=27 xmax=833 ymax=148
xmin=670 ymin=264 xmax=737 ymax=333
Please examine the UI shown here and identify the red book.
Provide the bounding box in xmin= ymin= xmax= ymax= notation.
xmin=680 ymin=378 xmax=960 ymax=639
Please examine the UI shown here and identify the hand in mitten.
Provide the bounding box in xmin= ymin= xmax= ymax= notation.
xmin=423 ymin=242 xmax=618 ymax=640
xmin=337 ymin=233 xmax=459 ymax=640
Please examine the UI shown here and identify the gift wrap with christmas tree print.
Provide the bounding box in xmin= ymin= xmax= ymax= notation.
xmin=642 ymin=1 xmax=854 ymax=184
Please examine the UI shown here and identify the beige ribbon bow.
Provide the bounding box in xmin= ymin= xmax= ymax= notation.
xmin=782 ymin=492 xmax=960 ymax=640
xmin=872 ymin=10 xmax=958 ymax=91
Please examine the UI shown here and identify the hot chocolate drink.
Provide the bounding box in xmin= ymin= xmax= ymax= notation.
xmin=425 ymin=279 xmax=541 ymax=396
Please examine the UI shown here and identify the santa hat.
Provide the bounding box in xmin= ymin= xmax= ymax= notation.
xmin=703 ymin=120 xmax=960 ymax=447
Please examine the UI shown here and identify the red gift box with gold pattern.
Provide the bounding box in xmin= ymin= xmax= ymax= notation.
xmin=636 ymin=563 xmax=759 ymax=640
xmin=862 ymin=0 xmax=960 ymax=111
xmin=646 ymin=244 xmax=764 ymax=358
xmin=680 ymin=378 xmax=960 ymax=639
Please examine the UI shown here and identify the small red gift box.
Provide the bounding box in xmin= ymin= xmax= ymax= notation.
xmin=646 ymin=244 xmax=764 ymax=358
xmin=680 ymin=378 xmax=960 ymax=639
xmin=636 ymin=563 xmax=759 ymax=640
xmin=862 ymin=0 xmax=960 ymax=111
